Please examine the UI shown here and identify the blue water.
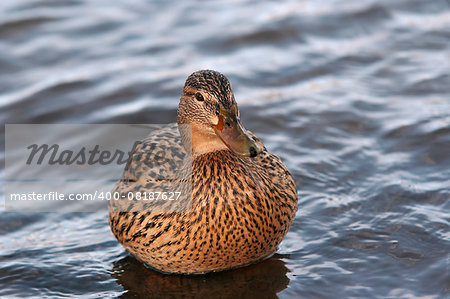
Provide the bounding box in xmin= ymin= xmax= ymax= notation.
xmin=1 ymin=0 xmax=449 ymax=297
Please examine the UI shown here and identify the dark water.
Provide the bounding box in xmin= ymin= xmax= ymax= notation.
xmin=1 ymin=0 xmax=450 ymax=297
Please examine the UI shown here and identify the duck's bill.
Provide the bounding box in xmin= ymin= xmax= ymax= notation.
xmin=213 ymin=108 xmax=262 ymax=158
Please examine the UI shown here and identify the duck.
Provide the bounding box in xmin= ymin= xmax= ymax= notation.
xmin=109 ymin=70 xmax=298 ymax=274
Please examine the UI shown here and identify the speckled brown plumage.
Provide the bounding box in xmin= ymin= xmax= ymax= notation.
xmin=109 ymin=70 xmax=298 ymax=274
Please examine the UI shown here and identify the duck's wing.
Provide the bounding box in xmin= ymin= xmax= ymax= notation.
xmin=111 ymin=123 xmax=192 ymax=212
xmin=120 ymin=123 xmax=188 ymax=182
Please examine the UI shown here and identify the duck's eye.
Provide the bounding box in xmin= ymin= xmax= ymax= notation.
xmin=225 ymin=121 xmax=231 ymax=127
xmin=195 ymin=93 xmax=204 ymax=102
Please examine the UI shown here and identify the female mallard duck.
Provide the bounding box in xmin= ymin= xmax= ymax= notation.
xmin=109 ymin=70 xmax=298 ymax=274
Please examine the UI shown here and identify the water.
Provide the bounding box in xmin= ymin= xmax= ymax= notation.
xmin=1 ymin=0 xmax=449 ymax=297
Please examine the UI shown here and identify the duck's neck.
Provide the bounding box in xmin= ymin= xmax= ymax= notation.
xmin=180 ymin=123 xmax=228 ymax=158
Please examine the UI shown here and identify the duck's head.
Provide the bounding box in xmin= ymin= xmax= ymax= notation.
xmin=177 ymin=70 xmax=262 ymax=158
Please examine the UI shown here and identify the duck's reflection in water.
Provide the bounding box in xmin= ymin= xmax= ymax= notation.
xmin=111 ymin=253 xmax=290 ymax=298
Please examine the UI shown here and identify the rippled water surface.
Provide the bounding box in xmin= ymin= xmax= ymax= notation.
xmin=1 ymin=0 xmax=449 ymax=298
